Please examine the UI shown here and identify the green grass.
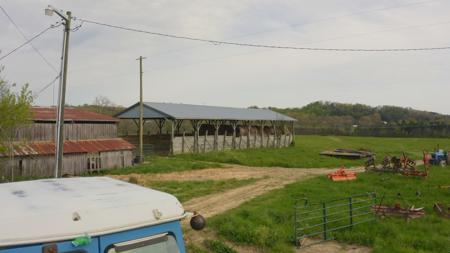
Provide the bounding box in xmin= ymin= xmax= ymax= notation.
xmin=105 ymin=156 xmax=223 ymax=175
xmin=203 ymin=240 xmax=238 ymax=253
xmin=209 ymin=166 xmax=450 ymax=253
xmin=145 ymin=178 xmax=258 ymax=202
xmin=178 ymin=135 xmax=450 ymax=168
xmin=104 ymin=136 xmax=450 ymax=176
xmin=186 ymin=243 xmax=209 ymax=253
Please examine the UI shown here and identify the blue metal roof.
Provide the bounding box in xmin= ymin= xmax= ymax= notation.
xmin=116 ymin=102 xmax=296 ymax=122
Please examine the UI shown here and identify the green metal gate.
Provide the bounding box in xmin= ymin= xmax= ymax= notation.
xmin=294 ymin=192 xmax=377 ymax=247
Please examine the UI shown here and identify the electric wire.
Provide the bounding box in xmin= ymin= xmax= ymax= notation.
xmin=33 ymin=74 xmax=61 ymax=99
xmin=0 ymin=23 xmax=60 ymax=61
xmin=0 ymin=5 xmax=58 ymax=72
xmin=76 ymin=18 xmax=450 ymax=52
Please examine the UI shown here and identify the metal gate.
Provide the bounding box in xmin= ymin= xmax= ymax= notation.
xmin=294 ymin=192 xmax=377 ymax=247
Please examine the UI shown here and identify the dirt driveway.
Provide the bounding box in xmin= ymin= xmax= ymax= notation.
xmin=114 ymin=165 xmax=364 ymax=218
xmin=114 ymin=165 xmax=370 ymax=252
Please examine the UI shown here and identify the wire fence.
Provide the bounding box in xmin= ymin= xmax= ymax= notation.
xmin=294 ymin=192 xmax=377 ymax=248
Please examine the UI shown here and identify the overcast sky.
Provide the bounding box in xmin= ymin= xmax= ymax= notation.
xmin=1 ymin=0 xmax=449 ymax=114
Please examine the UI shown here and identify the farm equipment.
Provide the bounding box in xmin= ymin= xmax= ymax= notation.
xmin=424 ymin=148 xmax=448 ymax=167
xmin=372 ymin=193 xmax=425 ymax=220
xmin=320 ymin=149 xmax=374 ymax=159
xmin=372 ymin=204 xmax=425 ymax=220
xmin=327 ymin=167 xmax=357 ymax=181
xmin=401 ymin=167 xmax=428 ymax=178
xmin=365 ymin=153 xmax=428 ymax=178
xmin=433 ymin=203 xmax=450 ymax=219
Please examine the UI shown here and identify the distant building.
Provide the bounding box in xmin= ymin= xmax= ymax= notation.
xmin=116 ymin=102 xmax=296 ymax=156
xmin=0 ymin=107 xmax=134 ymax=178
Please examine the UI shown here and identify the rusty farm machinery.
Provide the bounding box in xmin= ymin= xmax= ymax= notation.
xmin=365 ymin=153 xmax=428 ymax=178
xmin=327 ymin=167 xmax=357 ymax=181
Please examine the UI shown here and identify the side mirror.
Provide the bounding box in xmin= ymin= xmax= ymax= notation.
xmin=190 ymin=212 xmax=206 ymax=231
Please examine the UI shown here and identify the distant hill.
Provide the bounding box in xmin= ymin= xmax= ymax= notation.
xmin=76 ymin=100 xmax=450 ymax=137
xmin=271 ymin=101 xmax=450 ymax=137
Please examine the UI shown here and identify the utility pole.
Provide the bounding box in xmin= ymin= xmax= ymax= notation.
xmin=137 ymin=56 xmax=146 ymax=163
xmin=45 ymin=6 xmax=71 ymax=178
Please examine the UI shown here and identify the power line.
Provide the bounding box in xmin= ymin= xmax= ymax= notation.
xmin=0 ymin=24 xmax=60 ymax=61
xmin=0 ymin=5 xmax=58 ymax=72
xmin=77 ymin=18 xmax=450 ymax=52
xmin=33 ymin=74 xmax=61 ymax=99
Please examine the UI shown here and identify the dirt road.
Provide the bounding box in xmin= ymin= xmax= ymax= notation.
xmin=115 ymin=165 xmax=364 ymax=218
xmin=114 ymin=165 xmax=368 ymax=252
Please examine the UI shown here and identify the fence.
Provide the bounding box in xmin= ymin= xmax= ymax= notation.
xmin=294 ymin=192 xmax=377 ymax=248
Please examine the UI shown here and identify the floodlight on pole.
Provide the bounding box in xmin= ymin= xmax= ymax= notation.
xmin=44 ymin=7 xmax=54 ymax=16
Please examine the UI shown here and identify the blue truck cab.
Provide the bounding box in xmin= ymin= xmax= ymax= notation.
xmin=0 ymin=177 xmax=200 ymax=253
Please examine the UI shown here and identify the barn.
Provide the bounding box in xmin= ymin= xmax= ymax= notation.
xmin=0 ymin=107 xmax=134 ymax=178
xmin=116 ymin=102 xmax=297 ymax=156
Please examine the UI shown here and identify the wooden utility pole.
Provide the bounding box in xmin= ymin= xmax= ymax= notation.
xmin=137 ymin=56 xmax=146 ymax=163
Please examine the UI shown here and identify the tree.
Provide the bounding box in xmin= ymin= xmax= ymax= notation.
xmin=0 ymin=67 xmax=33 ymax=181
xmin=93 ymin=95 xmax=115 ymax=108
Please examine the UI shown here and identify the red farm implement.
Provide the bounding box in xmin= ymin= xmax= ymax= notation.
xmin=327 ymin=168 xmax=357 ymax=181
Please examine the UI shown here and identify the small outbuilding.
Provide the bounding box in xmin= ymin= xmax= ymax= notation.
xmin=116 ymin=102 xmax=297 ymax=155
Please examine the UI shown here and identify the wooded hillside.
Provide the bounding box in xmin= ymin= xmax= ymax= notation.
xmin=272 ymin=101 xmax=450 ymax=137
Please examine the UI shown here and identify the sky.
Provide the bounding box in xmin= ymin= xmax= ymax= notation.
xmin=1 ymin=0 xmax=449 ymax=114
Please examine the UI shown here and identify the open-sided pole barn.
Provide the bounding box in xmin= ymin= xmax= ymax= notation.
xmin=116 ymin=102 xmax=296 ymax=155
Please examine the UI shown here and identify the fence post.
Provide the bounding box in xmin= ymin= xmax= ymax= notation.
xmin=349 ymin=197 xmax=353 ymax=229
xmin=322 ymin=202 xmax=328 ymax=240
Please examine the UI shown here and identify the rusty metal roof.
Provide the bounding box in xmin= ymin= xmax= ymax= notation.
xmin=32 ymin=107 xmax=119 ymax=122
xmin=1 ymin=138 xmax=134 ymax=157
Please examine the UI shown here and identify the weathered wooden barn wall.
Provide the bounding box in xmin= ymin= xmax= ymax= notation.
xmin=122 ymin=135 xmax=171 ymax=155
xmin=173 ymin=134 xmax=292 ymax=154
xmin=100 ymin=151 xmax=133 ymax=169
xmin=0 ymin=150 xmax=133 ymax=178
xmin=15 ymin=123 xmax=117 ymax=141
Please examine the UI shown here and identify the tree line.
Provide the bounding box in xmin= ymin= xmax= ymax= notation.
xmin=271 ymin=101 xmax=450 ymax=138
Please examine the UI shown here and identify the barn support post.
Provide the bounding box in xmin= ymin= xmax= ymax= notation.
xmin=192 ymin=120 xmax=201 ymax=153
xmin=239 ymin=134 xmax=242 ymax=149
xmin=175 ymin=120 xmax=184 ymax=135
xmin=203 ymin=130 xmax=208 ymax=153
xmin=182 ymin=131 xmax=185 ymax=153
xmin=272 ymin=121 xmax=277 ymax=148
xmin=246 ymin=122 xmax=251 ymax=149
xmin=260 ymin=121 xmax=265 ymax=148
xmin=213 ymin=121 xmax=220 ymax=151
xmin=223 ymin=130 xmax=227 ymax=150
xmin=153 ymin=119 xmax=166 ymax=135
xmin=291 ymin=121 xmax=296 ymax=145
xmin=231 ymin=121 xmax=237 ymax=149
xmin=170 ymin=119 xmax=175 ymax=155
xmin=253 ymin=125 xmax=257 ymax=147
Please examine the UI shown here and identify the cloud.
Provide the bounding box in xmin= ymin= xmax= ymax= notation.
xmin=0 ymin=0 xmax=449 ymax=114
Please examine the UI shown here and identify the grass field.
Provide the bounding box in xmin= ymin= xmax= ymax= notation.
xmin=105 ymin=156 xmax=223 ymax=175
xmin=179 ymin=135 xmax=450 ymax=168
xmin=104 ymin=136 xmax=450 ymax=177
xmin=144 ymin=178 xmax=258 ymax=202
xmin=208 ymin=166 xmax=450 ymax=253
